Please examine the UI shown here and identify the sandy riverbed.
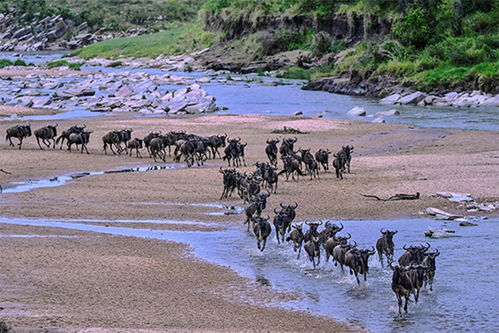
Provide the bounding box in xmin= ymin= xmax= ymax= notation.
xmin=0 ymin=112 xmax=498 ymax=332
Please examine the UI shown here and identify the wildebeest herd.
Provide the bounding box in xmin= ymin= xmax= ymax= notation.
xmin=4 ymin=123 xmax=231 ymax=167
xmin=5 ymin=123 xmax=440 ymax=317
xmin=219 ymin=136 xmax=440 ymax=316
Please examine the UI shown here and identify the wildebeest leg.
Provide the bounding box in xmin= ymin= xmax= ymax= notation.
xmin=137 ymin=149 xmax=142 ymax=158
xmin=404 ymin=294 xmax=409 ymax=313
xmin=36 ymin=137 xmax=44 ymax=150
xmin=297 ymin=245 xmax=301 ymax=259
xmin=396 ymin=293 xmax=403 ymax=316
xmin=43 ymin=139 xmax=51 ymax=147
xmin=356 ymin=273 xmax=360 ymax=286
xmin=18 ymin=137 xmax=23 ymax=149
xmin=379 ymin=252 xmax=384 ymax=268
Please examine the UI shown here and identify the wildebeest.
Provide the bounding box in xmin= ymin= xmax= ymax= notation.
xmin=149 ymin=137 xmax=166 ymax=162
xmin=304 ymin=236 xmax=321 ymax=269
xmin=344 ymin=247 xmax=376 ymax=285
xmin=127 ymin=138 xmax=143 ymax=158
xmin=34 ymin=124 xmax=57 ymax=150
xmin=332 ymin=241 xmax=357 ymax=272
xmin=303 ymin=221 xmax=322 ymax=243
xmin=6 ymin=124 xmax=32 ymax=149
xmin=253 ymin=216 xmax=272 ymax=251
xmin=67 ymin=131 xmax=92 ymax=154
xmin=265 ymin=138 xmax=279 ymax=166
xmin=315 ymin=148 xmax=331 ymax=172
xmin=422 ymin=249 xmax=440 ymax=291
xmin=286 ymin=223 xmax=304 ymax=259
xmin=143 ymin=132 xmax=160 ymax=156
xmin=223 ymin=137 xmax=246 ymax=167
xmin=338 ymin=145 xmax=354 ymax=173
xmin=324 ymin=233 xmax=351 ymax=263
xmin=55 ymin=124 xmax=85 ymax=149
xmin=406 ymin=264 xmax=427 ymax=303
xmin=398 ymin=243 xmax=431 ymax=266
xmin=390 ymin=264 xmax=414 ymax=315
xmin=332 ymin=153 xmax=345 ymax=179
xmin=245 ymin=196 xmax=266 ymax=232
xmin=273 ymin=208 xmax=293 ymax=244
xmin=278 ymin=155 xmax=305 ymax=181
xmin=219 ymin=167 xmax=237 ymax=199
xmin=318 ymin=222 xmax=344 ymax=246
xmin=376 ymin=229 xmax=398 ymax=267
xmin=279 ymin=137 xmax=297 ymax=157
xmin=102 ymin=131 xmax=122 ymax=155
xmin=206 ymin=133 xmax=227 ymax=159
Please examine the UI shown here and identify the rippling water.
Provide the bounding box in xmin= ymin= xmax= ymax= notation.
xmin=1 ymin=52 xmax=497 ymax=131
xmin=1 ymin=216 xmax=497 ymax=332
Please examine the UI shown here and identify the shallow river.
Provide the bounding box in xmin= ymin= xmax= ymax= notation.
xmin=1 ymin=52 xmax=498 ymax=131
xmin=0 ymin=215 xmax=497 ymax=333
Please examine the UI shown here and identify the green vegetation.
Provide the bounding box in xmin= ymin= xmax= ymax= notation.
xmin=46 ymin=60 xmax=81 ymax=70
xmin=0 ymin=59 xmax=33 ymax=68
xmin=72 ymin=23 xmax=220 ymax=58
xmin=0 ymin=0 xmax=204 ymax=31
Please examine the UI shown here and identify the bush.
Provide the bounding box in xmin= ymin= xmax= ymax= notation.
xmin=427 ymin=37 xmax=495 ymax=66
xmin=310 ymin=31 xmax=331 ymax=57
xmin=392 ymin=8 xmax=432 ymax=49
xmin=107 ymin=61 xmax=123 ymax=67
xmin=47 ymin=60 xmax=81 ymax=70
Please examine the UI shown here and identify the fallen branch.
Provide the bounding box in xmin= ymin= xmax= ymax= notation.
xmin=0 ymin=169 xmax=11 ymax=174
xmin=361 ymin=192 xmax=420 ymax=201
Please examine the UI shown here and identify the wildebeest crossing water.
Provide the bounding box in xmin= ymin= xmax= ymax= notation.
xmin=0 ymin=215 xmax=496 ymax=333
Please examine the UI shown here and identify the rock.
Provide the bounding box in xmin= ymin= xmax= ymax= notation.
xmin=425 ymin=228 xmax=456 ymax=238
xmin=479 ymin=94 xmax=499 ymax=107
xmin=12 ymin=27 xmax=30 ymax=39
xmin=466 ymin=202 xmax=496 ymax=212
xmin=62 ymin=87 xmax=95 ymax=97
xmin=377 ymin=109 xmax=400 ymax=116
xmin=116 ymin=86 xmax=134 ymax=97
xmin=379 ymin=93 xmax=400 ymax=104
xmin=31 ymin=96 xmax=51 ymax=108
xmin=435 ymin=192 xmax=473 ymax=202
xmin=294 ymin=111 xmax=303 ymax=116
xmin=459 ymin=221 xmax=478 ymax=227
xmin=372 ymin=117 xmax=385 ymax=123
xmin=444 ymin=92 xmax=459 ymax=103
xmin=426 ymin=207 xmax=463 ymax=220
xmin=347 ymin=106 xmax=366 ymax=116
xmin=397 ymin=91 xmax=425 ymax=105
xmin=196 ymin=77 xmax=211 ymax=84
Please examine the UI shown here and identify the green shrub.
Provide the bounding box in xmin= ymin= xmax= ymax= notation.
xmin=107 ymin=61 xmax=123 ymax=67
xmin=392 ymin=8 xmax=432 ymax=49
xmin=13 ymin=59 xmax=28 ymax=66
xmin=427 ymin=36 xmax=495 ymax=66
xmin=0 ymin=59 xmax=13 ymax=68
xmin=47 ymin=60 xmax=81 ymax=70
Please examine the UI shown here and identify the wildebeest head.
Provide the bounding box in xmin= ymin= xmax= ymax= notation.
xmin=358 ymin=247 xmax=376 ymax=274
xmin=381 ymin=229 xmax=397 ymax=244
xmin=291 ymin=223 xmax=303 ymax=231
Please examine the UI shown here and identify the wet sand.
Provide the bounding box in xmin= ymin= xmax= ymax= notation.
xmin=0 ymin=112 xmax=498 ymax=332
xmin=0 ymin=105 xmax=61 ymax=117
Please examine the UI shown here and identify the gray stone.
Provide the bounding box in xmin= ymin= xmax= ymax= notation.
xmin=12 ymin=27 xmax=30 ymax=39
xmin=372 ymin=117 xmax=385 ymax=123
xmin=376 ymin=109 xmax=400 ymax=116
xmin=397 ymin=92 xmax=425 ymax=105
xmin=444 ymin=92 xmax=458 ymax=103
xmin=379 ymin=93 xmax=400 ymax=104
xmin=294 ymin=111 xmax=303 ymax=116
xmin=347 ymin=106 xmax=366 ymax=116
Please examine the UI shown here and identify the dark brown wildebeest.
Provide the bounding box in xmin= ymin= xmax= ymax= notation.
xmin=390 ymin=264 xmax=414 ymax=316
xmin=253 ymin=216 xmax=272 ymax=252
xmin=34 ymin=124 xmax=58 ymax=150
xmin=304 ymin=236 xmax=321 ymax=269
xmin=344 ymin=247 xmax=376 ymax=285
xmin=398 ymin=243 xmax=431 ymax=267
xmin=55 ymin=124 xmax=85 ymax=149
xmin=127 ymin=138 xmax=143 ymax=158
xmin=376 ymin=229 xmax=398 ymax=267
xmin=286 ymin=223 xmax=304 ymax=259
xmin=422 ymin=249 xmax=440 ymax=291
xmin=6 ymin=124 xmax=32 ymax=149
xmin=67 ymin=131 xmax=92 ymax=154
xmin=324 ymin=233 xmax=351 ymax=263
xmin=318 ymin=222 xmax=344 ymax=247
xmin=315 ymin=148 xmax=331 ymax=172
xmin=303 ymin=221 xmax=322 ymax=243
xmin=265 ymin=138 xmax=279 ymax=166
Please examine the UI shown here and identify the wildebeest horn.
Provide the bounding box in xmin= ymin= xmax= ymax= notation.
xmin=380 ymin=228 xmax=386 ymax=234
xmin=274 ymin=208 xmax=279 ymax=214
xmin=346 ymin=232 xmax=351 ymax=239
xmin=236 ymin=137 xmax=241 ymax=142
xmin=292 ymin=202 xmax=298 ymax=209
xmin=317 ymin=221 xmax=323 ymax=226
xmin=393 ymin=230 xmax=398 ymax=234
xmin=305 ymin=221 xmax=310 ymax=225
xmin=219 ymin=167 xmax=224 ymax=173
xmin=403 ymin=244 xmax=410 ymax=250
xmin=369 ymin=246 xmax=376 ymax=254
xmin=337 ymin=223 xmax=344 ymax=230
xmin=423 ymin=242 xmax=431 ymax=251
xmin=434 ymin=249 xmax=440 ymax=257
xmin=266 ymin=138 xmax=270 ymax=144
xmin=280 ymin=202 xmax=285 ymax=208
xmin=293 ymin=137 xmax=297 ymax=142
xmin=350 ymin=240 xmax=357 ymax=247
xmin=82 ymin=124 xmax=86 ymax=128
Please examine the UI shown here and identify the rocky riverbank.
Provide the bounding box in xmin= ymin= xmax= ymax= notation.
xmin=0 ymin=68 xmax=220 ymax=115
xmin=303 ymin=73 xmax=499 ymax=108
xmin=0 ymin=10 xmax=149 ymax=52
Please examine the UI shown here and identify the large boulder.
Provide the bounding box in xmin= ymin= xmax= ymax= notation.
xmin=379 ymin=93 xmax=400 ymax=104
xmin=397 ymin=92 xmax=425 ymax=105
xmin=12 ymin=27 xmax=30 ymax=39
xmin=347 ymin=106 xmax=366 ymax=116
xmin=376 ymin=109 xmax=400 ymax=116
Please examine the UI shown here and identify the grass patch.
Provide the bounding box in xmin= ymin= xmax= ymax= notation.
xmin=107 ymin=61 xmax=123 ymax=67
xmin=0 ymin=59 xmax=33 ymax=68
xmin=72 ymin=22 xmax=220 ymax=59
xmin=47 ymin=60 xmax=81 ymax=70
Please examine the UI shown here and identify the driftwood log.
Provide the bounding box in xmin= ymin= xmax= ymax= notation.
xmin=0 ymin=169 xmax=11 ymax=174
xmin=360 ymin=192 xmax=420 ymax=201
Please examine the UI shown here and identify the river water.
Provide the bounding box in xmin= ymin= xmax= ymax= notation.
xmin=0 ymin=215 xmax=497 ymax=333
xmin=1 ymin=52 xmax=498 ymax=131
